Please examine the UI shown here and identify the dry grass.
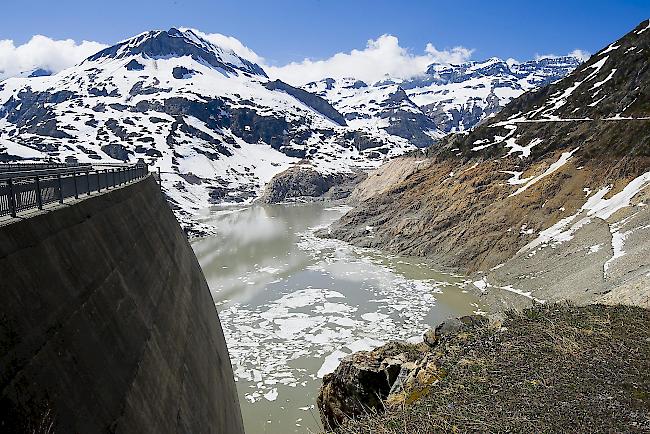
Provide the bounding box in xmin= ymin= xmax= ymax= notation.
xmin=334 ymin=303 xmax=650 ymax=433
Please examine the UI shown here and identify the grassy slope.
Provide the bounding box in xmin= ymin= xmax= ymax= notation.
xmin=337 ymin=304 xmax=650 ymax=433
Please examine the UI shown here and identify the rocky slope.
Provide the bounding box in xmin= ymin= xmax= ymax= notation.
xmin=325 ymin=19 xmax=650 ymax=309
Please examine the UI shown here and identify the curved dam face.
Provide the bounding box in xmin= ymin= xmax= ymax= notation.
xmin=0 ymin=176 xmax=244 ymax=433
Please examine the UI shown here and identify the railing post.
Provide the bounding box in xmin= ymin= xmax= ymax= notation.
xmin=158 ymin=167 xmax=161 ymax=185
xmin=73 ymin=172 xmax=79 ymax=199
xmin=98 ymin=171 xmax=102 ymax=193
xmin=7 ymin=179 xmax=16 ymax=217
xmin=57 ymin=174 xmax=64 ymax=204
xmin=35 ymin=176 xmax=43 ymax=209
xmin=87 ymin=171 xmax=91 ymax=196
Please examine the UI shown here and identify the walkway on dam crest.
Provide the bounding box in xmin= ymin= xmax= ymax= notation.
xmin=0 ymin=162 xmax=151 ymax=224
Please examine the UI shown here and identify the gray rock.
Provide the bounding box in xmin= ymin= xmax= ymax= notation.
xmin=317 ymin=341 xmax=422 ymax=430
xmin=172 ymin=66 xmax=199 ymax=79
xmin=101 ymin=143 xmax=131 ymax=161
xmin=435 ymin=315 xmax=488 ymax=339
xmin=259 ymin=167 xmax=351 ymax=203
xmin=125 ymin=59 xmax=144 ymax=71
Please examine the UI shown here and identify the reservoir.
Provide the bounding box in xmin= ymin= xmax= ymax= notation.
xmin=192 ymin=202 xmax=483 ymax=433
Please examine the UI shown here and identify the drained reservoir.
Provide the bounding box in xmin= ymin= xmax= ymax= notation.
xmin=192 ymin=203 xmax=483 ymax=433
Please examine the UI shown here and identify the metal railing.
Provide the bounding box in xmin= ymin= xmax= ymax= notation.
xmin=0 ymin=162 xmax=92 ymax=172
xmin=0 ymin=163 xmax=149 ymax=218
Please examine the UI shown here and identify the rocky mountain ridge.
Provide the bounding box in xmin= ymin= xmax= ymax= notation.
xmin=304 ymin=55 xmax=582 ymax=137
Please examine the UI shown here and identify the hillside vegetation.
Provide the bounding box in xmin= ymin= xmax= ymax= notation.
xmin=334 ymin=304 xmax=650 ymax=433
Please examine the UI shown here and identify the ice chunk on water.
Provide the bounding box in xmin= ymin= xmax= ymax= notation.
xmin=317 ymin=350 xmax=349 ymax=378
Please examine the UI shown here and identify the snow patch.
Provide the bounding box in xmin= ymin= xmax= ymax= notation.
xmin=509 ymin=148 xmax=579 ymax=196
xmin=637 ymin=19 xmax=650 ymax=35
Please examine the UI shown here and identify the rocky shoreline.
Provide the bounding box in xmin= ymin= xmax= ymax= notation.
xmin=310 ymin=153 xmax=649 ymax=430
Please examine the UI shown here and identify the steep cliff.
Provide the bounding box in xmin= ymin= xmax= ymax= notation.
xmin=0 ymin=176 xmax=243 ymax=433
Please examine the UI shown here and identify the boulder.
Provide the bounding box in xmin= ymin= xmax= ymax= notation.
xmin=423 ymin=328 xmax=437 ymax=347
xmin=317 ymin=316 xmax=488 ymax=429
xmin=386 ymin=353 xmax=444 ymax=406
xmin=317 ymin=342 xmax=422 ymax=430
xmin=423 ymin=314 xmax=488 ymax=347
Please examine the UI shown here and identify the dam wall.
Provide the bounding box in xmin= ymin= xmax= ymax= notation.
xmin=0 ymin=175 xmax=244 ymax=433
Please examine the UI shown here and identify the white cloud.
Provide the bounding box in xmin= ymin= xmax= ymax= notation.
xmin=535 ymin=49 xmax=591 ymax=62
xmin=0 ymin=30 xmax=589 ymax=86
xmin=265 ymin=34 xmax=474 ymax=85
xmin=182 ymin=28 xmax=266 ymax=65
xmin=568 ymin=49 xmax=591 ymax=61
xmin=0 ymin=36 xmax=107 ymax=80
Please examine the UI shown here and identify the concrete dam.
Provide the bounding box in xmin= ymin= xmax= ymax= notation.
xmin=0 ymin=168 xmax=244 ymax=433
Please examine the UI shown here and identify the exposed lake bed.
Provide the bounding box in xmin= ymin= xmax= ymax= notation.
xmin=192 ymin=202 xmax=484 ymax=433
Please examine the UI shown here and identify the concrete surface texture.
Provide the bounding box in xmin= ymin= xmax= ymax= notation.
xmin=0 ymin=175 xmax=244 ymax=433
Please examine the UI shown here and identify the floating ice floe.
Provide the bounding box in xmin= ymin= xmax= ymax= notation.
xmin=218 ymin=222 xmax=466 ymax=405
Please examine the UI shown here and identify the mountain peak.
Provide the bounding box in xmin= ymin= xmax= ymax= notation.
xmin=85 ymin=27 xmax=267 ymax=77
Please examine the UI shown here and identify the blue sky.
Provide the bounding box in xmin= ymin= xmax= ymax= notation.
xmin=2 ymin=0 xmax=649 ymax=64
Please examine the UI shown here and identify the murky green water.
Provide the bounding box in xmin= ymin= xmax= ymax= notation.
xmin=192 ymin=202 xmax=482 ymax=434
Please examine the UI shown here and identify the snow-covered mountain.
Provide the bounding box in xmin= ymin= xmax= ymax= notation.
xmin=0 ymin=27 xmax=581 ymax=231
xmin=303 ymin=78 xmax=443 ymax=148
xmin=305 ymin=56 xmax=581 ymax=135
xmin=0 ymin=28 xmax=422 ymax=228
